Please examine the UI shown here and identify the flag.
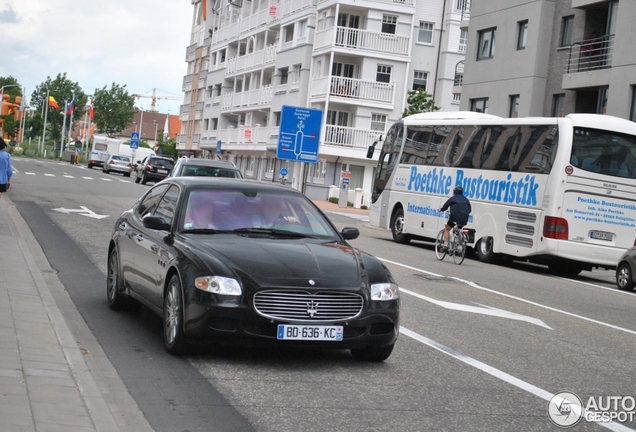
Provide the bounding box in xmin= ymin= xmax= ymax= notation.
xmin=66 ymin=100 xmax=75 ymax=115
xmin=89 ymin=98 xmax=94 ymax=120
xmin=48 ymin=96 xmax=60 ymax=109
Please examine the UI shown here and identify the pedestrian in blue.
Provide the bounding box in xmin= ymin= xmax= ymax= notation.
xmin=0 ymin=138 xmax=13 ymax=203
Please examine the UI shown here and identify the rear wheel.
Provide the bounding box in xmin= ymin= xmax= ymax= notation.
xmin=124 ymin=172 xmax=131 ymax=177
xmin=434 ymin=229 xmax=446 ymax=261
xmin=350 ymin=343 xmax=394 ymax=362
xmin=164 ymin=274 xmax=188 ymax=355
xmin=616 ymin=263 xmax=635 ymax=291
xmin=453 ymin=233 xmax=467 ymax=265
xmin=477 ymin=236 xmax=497 ymax=263
xmin=390 ymin=208 xmax=411 ymax=244
xmin=141 ymin=172 xmax=148 ymax=185
xmin=134 ymin=173 xmax=141 ymax=183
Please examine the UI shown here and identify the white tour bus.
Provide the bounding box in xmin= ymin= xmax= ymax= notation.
xmin=368 ymin=111 xmax=636 ymax=275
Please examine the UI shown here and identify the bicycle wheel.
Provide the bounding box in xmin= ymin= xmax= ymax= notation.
xmin=453 ymin=233 xmax=467 ymax=265
xmin=435 ymin=229 xmax=446 ymax=261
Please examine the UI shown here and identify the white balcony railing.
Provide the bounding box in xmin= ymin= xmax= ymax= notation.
xmin=221 ymin=85 xmax=273 ymax=110
xmin=323 ymin=125 xmax=382 ymax=149
xmin=565 ymin=34 xmax=614 ymax=73
xmin=315 ymin=26 xmax=410 ymax=56
xmin=311 ymin=76 xmax=395 ymax=105
xmin=212 ymin=125 xmax=272 ymax=146
xmin=225 ymin=44 xmax=277 ymax=75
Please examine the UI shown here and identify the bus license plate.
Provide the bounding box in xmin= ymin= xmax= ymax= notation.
xmin=277 ymin=325 xmax=343 ymax=341
xmin=590 ymin=230 xmax=612 ymax=241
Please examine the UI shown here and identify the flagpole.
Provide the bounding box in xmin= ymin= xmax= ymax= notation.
xmin=82 ymin=105 xmax=88 ymax=158
xmin=60 ymin=99 xmax=68 ymax=161
xmin=41 ymin=89 xmax=50 ymax=156
xmin=18 ymin=87 xmax=26 ymax=144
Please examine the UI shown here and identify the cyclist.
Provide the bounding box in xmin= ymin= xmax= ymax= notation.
xmin=438 ymin=185 xmax=471 ymax=253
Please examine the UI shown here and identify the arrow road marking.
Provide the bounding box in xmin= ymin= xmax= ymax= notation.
xmin=400 ymin=288 xmax=552 ymax=329
xmin=52 ymin=206 xmax=108 ymax=220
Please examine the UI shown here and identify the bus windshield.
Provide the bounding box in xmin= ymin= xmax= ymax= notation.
xmin=572 ymin=127 xmax=636 ymax=178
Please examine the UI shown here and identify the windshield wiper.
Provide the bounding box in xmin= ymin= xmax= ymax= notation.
xmin=181 ymin=228 xmax=219 ymax=234
xmin=232 ymin=227 xmax=315 ymax=238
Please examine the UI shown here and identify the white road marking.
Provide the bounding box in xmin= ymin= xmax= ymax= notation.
xmin=401 ymin=327 xmax=633 ymax=432
xmin=82 ymin=177 xmax=94 ymax=180
xmin=63 ymin=175 xmax=74 ymax=178
xmin=44 ymin=173 xmax=54 ymax=177
xmin=400 ymin=288 xmax=551 ymax=329
xmin=326 ymin=211 xmax=369 ymax=221
xmin=381 ymin=258 xmax=636 ymax=336
xmin=52 ymin=206 xmax=108 ymax=220
xmin=25 ymin=172 xmax=35 ymax=175
xmin=102 ymin=178 xmax=113 ymax=182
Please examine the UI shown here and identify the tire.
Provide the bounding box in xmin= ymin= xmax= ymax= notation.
xmin=434 ymin=229 xmax=446 ymax=261
xmin=141 ymin=172 xmax=148 ymax=185
xmin=390 ymin=208 xmax=411 ymax=244
xmin=350 ymin=343 xmax=395 ymax=362
xmin=134 ymin=174 xmax=141 ymax=183
xmin=88 ymin=164 xmax=93 ymax=169
xmin=453 ymin=233 xmax=467 ymax=265
xmin=124 ymin=172 xmax=131 ymax=177
xmin=164 ymin=274 xmax=188 ymax=355
xmin=477 ymin=236 xmax=497 ymax=263
xmin=103 ymin=166 xmax=107 ymax=173
xmin=616 ymin=263 xmax=635 ymax=291
xmin=106 ymin=249 xmax=126 ymax=310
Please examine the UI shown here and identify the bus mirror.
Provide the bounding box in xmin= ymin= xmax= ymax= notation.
xmin=366 ymin=145 xmax=375 ymax=159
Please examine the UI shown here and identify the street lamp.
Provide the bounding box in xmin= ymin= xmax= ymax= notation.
xmin=133 ymin=121 xmax=137 ymax=133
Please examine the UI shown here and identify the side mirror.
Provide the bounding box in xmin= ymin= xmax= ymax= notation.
xmin=340 ymin=226 xmax=360 ymax=240
xmin=143 ymin=215 xmax=171 ymax=231
xmin=366 ymin=145 xmax=375 ymax=159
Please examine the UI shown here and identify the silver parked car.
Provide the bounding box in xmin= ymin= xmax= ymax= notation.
xmin=616 ymin=248 xmax=636 ymax=291
xmin=103 ymin=155 xmax=132 ymax=177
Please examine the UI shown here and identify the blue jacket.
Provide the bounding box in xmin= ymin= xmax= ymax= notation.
xmin=440 ymin=193 xmax=471 ymax=225
xmin=0 ymin=150 xmax=12 ymax=185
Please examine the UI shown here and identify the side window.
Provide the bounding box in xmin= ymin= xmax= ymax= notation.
xmin=153 ymin=185 xmax=180 ymax=225
xmin=137 ymin=184 xmax=170 ymax=217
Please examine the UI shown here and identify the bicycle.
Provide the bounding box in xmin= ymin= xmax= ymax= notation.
xmin=435 ymin=225 xmax=468 ymax=265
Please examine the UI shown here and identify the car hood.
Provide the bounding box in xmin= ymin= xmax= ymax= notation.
xmin=189 ymin=236 xmax=363 ymax=288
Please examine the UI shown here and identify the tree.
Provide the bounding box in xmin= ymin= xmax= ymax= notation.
xmin=401 ymin=88 xmax=440 ymax=118
xmin=92 ymin=83 xmax=136 ymax=137
xmin=31 ymin=73 xmax=88 ymax=142
xmin=155 ymin=130 xmax=178 ymax=159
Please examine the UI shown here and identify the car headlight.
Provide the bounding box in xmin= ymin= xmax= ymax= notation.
xmin=370 ymin=283 xmax=399 ymax=301
xmin=195 ymin=276 xmax=242 ymax=296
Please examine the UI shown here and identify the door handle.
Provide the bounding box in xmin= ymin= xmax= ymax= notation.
xmin=136 ymin=234 xmax=144 ymax=242
xmin=119 ymin=222 xmax=128 ymax=231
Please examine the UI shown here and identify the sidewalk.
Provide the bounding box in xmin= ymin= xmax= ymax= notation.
xmin=0 ymin=195 xmax=367 ymax=431
xmin=0 ymin=195 xmax=153 ymax=432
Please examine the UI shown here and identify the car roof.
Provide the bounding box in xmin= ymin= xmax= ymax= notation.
xmin=177 ymin=158 xmax=238 ymax=168
xmin=162 ymin=177 xmax=299 ymax=194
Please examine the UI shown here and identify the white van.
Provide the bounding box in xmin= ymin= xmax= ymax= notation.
xmin=117 ymin=145 xmax=155 ymax=165
xmin=88 ymin=136 xmax=121 ymax=169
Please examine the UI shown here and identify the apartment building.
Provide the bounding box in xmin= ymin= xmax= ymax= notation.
xmin=180 ymin=0 xmax=470 ymax=203
xmin=461 ymin=0 xmax=636 ymax=121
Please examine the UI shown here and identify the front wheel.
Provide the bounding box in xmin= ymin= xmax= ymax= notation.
xmin=616 ymin=263 xmax=635 ymax=291
xmin=134 ymin=173 xmax=141 ymax=184
xmin=390 ymin=208 xmax=411 ymax=244
xmin=477 ymin=236 xmax=497 ymax=263
xmin=164 ymin=274 xmax=188 ymax=355
xmin=350 ymin=343 xmax=395 ymax=362
xmin=434 ymin=229 xmax=446 ymax=261
xmin=453 ymin=233 xmax=467 ymax=265
xmin=106 ymin=249 xmax=126 ymax=310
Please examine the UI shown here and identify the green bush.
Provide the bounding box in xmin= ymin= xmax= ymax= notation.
xmin=361 ymin=205 xmax=368 ymax=210
xmin=328 ymin=197 xmax=339 ymax=204
xmin=11 ymin=146 xmax=24 ymax=156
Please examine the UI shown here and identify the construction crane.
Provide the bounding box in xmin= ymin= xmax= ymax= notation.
xmin=133 ymin=88 xmax=182 ymax=111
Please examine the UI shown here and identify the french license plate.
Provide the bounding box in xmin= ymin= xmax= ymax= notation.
xmin=590 ymin=230 xmax=612 ymax=241
xmin=277 ymin=324 xmax=343 ymax=341
xmin=158 ymin=169 xmax=168 ymax=174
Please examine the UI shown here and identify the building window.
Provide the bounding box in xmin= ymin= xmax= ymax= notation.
xmin=382 ymin=15 xmax=397 ymax=35
xmin=284 ymin=24 xmax=294 ymax=43
xmin=220 ymin=49 xmax=226 ymax=63
xmin=279 ymin=67 xmax=289 ymax=85
xmin=312 ymin=160 xmax=327 ymax=181
xmin=376 ymin=65 xmax=392 ymax=83
xmin=552 ymin=94 xmax=565 ymax=117
xmin=214 ymin=84 xmax=222 ymax=96
xmin=274 ymin=111 xmax=281 ymax=126
xmin=292 ymin=64 xmax=301 ymax=83
xmin=203 ymin=119 xmax=209 ymax=130
xmin=509 ymin=95 xmax=520 ymax=118
xmin=517 ymin=20 xmax=528 ymax=50
xmin=452 ymin=93 xmax=461 ymax=103
xmin=477 ymin=28 xmax=496 ymax=59
xmin=459 ymin=29 xmax=468 ymax=52
xmin=246 ymin=156 xmax=255 ymax=175
xmin=597 ymin=86 xmax=608 ymax=115
xmin=211 ymin=118 xmax=218 ymax=130
xmin=299 ymin=19 xmax=308 ymax=38
xmin=470 ymin=98 xmax=488 ymax=113
xmin=266 ymin=157 xmax=276 ymax=176
xmin=454 ymin=73 xmax=463 ymax=87
xmin=206 ymin=85 xmax=214 ymax=98
xmin=371 ymin=114 xmax=387 ymax=132
xmin=630 ymin=87 xmax=636 ymax=122
xmin=413 ymin=71 xmax=428 ymax=91
xmin=560 ymin=16 xmax=574 ymax=47
xmin=418 ymin=21 xmax=434 ymax=44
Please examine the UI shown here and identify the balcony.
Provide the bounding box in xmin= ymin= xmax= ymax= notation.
xmin=311 ymin=76 xmax=395 ymax=105
xmin=226 ymin=45 xmax=277 ymax=76
xmin=318 ymin=0 xmax=414 ymax=5
xmin=207 ymin=126 xmax=272 ymax=148
xmin=315 ymin=26 xmax=410 ymax=57
xmin=565 ymin=34 xmax=614 ymax=74
xmin=323 ymin=125 xmax=382 ymax=149
xmin=182 ymin=74 xmax=194 ymax=92
xmin=221 ymin=85 xmax=273 ymax=110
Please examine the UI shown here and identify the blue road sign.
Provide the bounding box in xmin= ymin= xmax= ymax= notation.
xmin=130 ymin=132 xmax=140 ymax=150
xmin=277 ymin=105 xmax=323 ymax=163
xmin=216 ymin=140 xmax=222 ymax=154
xmin=280 ymin=168 xmax=288 ymax=177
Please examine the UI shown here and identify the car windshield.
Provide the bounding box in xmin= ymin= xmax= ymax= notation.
xmin=113 ymin=156 xmax=130 ymax=162
xmin=181 ymin=165 xmax=242 ymax=178
xmin=181 ymin=188 xmax=338 ymax=238
xmin=150 ymin=158 xmax=174 ymax=169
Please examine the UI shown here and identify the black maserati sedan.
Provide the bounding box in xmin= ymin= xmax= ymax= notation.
xmin=107 ymin=177 xmax=399 ymax=361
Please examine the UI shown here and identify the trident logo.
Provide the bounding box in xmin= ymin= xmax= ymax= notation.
xmin=306 ymin=300 xmax=319 ymax=317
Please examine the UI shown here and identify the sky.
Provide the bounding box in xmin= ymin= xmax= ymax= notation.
xmin=0 ymin=0 xmax=193 ymax=115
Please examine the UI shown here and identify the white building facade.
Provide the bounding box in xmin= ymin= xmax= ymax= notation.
xmin=180 ymin=0 xmax=470 ymax=203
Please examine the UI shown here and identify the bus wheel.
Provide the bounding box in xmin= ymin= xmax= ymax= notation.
xmin=391 ymin=208 xmax=411 ymax=244
xmin=477 ymin=237 xmax=497 ymax=263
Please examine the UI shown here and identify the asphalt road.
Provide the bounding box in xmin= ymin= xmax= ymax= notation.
xmin=8 ymin=157 xmax=636 ymax=431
